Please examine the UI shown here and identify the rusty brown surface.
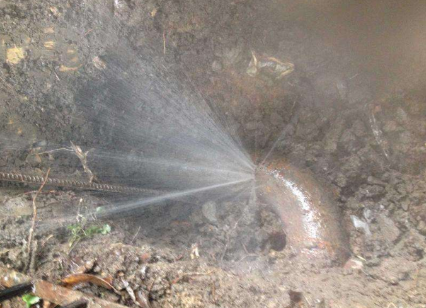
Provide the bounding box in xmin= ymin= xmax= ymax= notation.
xmin=0 ymin=267 xmax=127 ymax=308
xmin=256 ymin=159 xmax=350 ymax=265
xmin=0 ymin=171 xmax=159 ymax=195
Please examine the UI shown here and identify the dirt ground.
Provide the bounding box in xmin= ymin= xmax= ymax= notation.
xmin=1 ymin=0 xmax=426 ymax=307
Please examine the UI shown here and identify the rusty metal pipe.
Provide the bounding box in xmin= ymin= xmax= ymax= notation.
xmin=256 ymin=158 xmax=350 ymax=265
xmin=0 ymin=171 xmax=159 ymax=195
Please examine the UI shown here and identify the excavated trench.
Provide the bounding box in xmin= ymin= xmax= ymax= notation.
xmin=1 ymin=0 xmax=426 ymax=307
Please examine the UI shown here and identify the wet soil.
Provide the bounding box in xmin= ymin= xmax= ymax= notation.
xmin=1 ymin=0 xmax=426 ymax=307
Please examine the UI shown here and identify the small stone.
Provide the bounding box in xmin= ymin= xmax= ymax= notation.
xmin=396 ymin=107 xmax=408 ymax=124
xmin=93 ymin=265 xmax=101 ymax=273
xmin=93 ymin=56 xmax=106 ymax=70
xmin=26 ymin=153 xmax=42 ymax=167
xmin=418 ymin=221 xmax=426 ymax=235
xmin=84 ymin=259 xmax=95 ymax=271
xmin=367 ymin=176 xmax=386 ymax=186
xmin=401 ymin=200 xmax=409 ymax=211
xmin=377 ymin=214 xmax=400 ymax=243
xmin=201 ymin=201 xmax=217 ymax=225
xmin=211 ymin=60 xmax=222 ymax=72
xmin=335 ymin=173 xmax=347 ymax=188
xmin=245 ymin=121 xmax=258 ymax=131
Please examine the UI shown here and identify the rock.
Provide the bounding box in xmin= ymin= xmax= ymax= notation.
xmin=359 ymin=185 xmax=385 ymax=198
xmin=324 ymin=118 xmax=345 ymax=153
xmin=26 ymin=152 xmax=42 ymax=167
xmin=351 ymin=215 xmax=371 ymax=236
xmin=3 ymin=197 xmax=32 ymax=217
xmin=201 ymin=201 xmax=217 ymax=225
xmin=395 ymin=107 xmax=408 ymax=124
xmin=401 ymin=200 xmax=409 ymax=211
xmin=376 ymin=214 xmax=400 ymax=243
xmin=417 ymin=221 xmax=426 ymax=235
xmin=367 ymin=176 xmax=386 ymax=186
xmin=211 ymin=60 xmax=222 ymax=72
xmin=340 ymin=129 xmax=359 ymax=152
xmin=343 ymin=258 xmax=363 ymax=271
xmin=334 ymin=173 xmax=347 ymax=188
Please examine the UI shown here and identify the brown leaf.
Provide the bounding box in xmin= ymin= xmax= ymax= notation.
xmin=62 ymin=273 xmax=117 ymax=292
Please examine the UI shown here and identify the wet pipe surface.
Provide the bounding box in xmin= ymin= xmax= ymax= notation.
xmin=256 ymin=158 xmax=350 ymax=265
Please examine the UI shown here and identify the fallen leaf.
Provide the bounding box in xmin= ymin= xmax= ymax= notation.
xmin=7 ymin=47 xmax=25 ymax=64
xmin=62 ymin=273 xmax=117 ymax=292
xmin=44 ymin=41 xmax=55 ymax=50
xmin=59 ymin=65 xmax=80 ymax=72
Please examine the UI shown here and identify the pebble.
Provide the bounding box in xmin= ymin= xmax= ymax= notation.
xmin=211 ymin=60 xmax=222 ymax=72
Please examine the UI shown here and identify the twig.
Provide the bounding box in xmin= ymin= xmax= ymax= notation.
xmin=28 ymin=240 xmax=38 ymax=275
xmin=163 ymin=30 xmax=166 ymax=55
xmin=211 ymin=282 xmax=216 ymax=303
xmin=70 ymin=142 xmax=97 ymax=183
xmin=130 ymin=226 xmax=141 ymax=244
xmin=37 ymin=147 xmax=73 ymax=155
xmin=27 ymin=168 xmax=50 ymax=273
xmin=83 ymin=28 xmax=94 ymax=37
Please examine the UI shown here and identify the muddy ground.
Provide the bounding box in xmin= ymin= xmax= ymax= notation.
xmin=1 ymin=0 xmax=426 ymax=307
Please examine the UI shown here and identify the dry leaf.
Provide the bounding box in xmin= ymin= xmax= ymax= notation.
xmin=62 ymin=273 xmax=117 ymax=292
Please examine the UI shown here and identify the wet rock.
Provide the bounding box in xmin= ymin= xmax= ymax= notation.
xmin=201 ymin=201 xmax=217 ymax=225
